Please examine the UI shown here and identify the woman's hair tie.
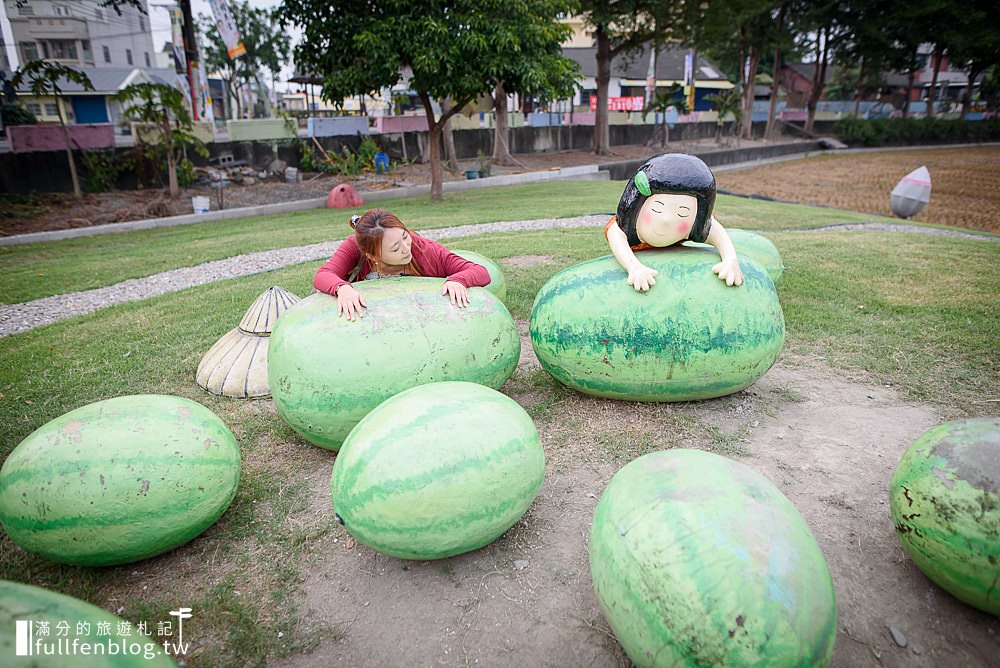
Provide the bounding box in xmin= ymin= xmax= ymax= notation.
xmin=350 ymin=214 xmax=361 ymax=229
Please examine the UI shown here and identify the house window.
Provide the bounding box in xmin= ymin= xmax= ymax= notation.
xmin=54 ymin=5 xmax=70 ymax=17
xmin=82 ymin=40 xmax=92 ymax=62
xmin=26 ymin=103 xmax=42 ymax=116
xmin=45 ymin=103 xmax=59 ymax=117
xmin=20 ymin=42 xmax=40 ymax=61
xmin=18 ymin=5 xmax=33 ymax=15
xmin=139 ymin=17 xmax=145 ymax=31
xmin=41 ymin=42 xmax=49 ymax=58
xmin=126 ymin=48 xmax=133 ymax=65
xmin=51 ymin=41 xmax=77 ymax=60
xmin=103 ymin=45 xmax=111 ymax=63
xmin=145 ymin=52 xmax=151 ymax=67
xmin=94 ymin=8 xmax=104 ymax=21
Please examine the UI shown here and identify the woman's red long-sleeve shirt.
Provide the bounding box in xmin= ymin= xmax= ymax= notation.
xmin=313 ymin=233 xmax=491 ymax=296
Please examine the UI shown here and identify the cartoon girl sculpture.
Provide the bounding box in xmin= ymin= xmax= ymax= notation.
xmin=606 ymin=153 xmax=744 ymax=291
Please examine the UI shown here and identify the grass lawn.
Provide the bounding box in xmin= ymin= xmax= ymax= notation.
xmin=0 ymin=190 xmax=997 ymax=666
xmin=0 ymin=180 xmax=913 ymax=305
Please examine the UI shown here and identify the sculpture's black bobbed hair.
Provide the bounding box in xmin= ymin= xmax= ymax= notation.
xmin=616 ymin=153 xmax=717 ymax=245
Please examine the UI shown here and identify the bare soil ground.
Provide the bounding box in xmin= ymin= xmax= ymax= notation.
xmin=269 ymin=328 xmax=1000 ymax=668
xmin=716 ymin=146 xmax=1000 ymax=233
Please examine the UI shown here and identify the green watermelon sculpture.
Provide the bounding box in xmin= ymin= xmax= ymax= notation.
xmin=0 ymin=395 xmax=241 ymax=567
xmin=0 ymin=580 xmax=177 ymax=666
xmin=890 ymin=418 xmax=1000 ymax=615
xmin=686 ymin=228 xmax=784 ymax=283
xmin=590 ymin=449 xmax=837 ymax=667
xmin=269 ymin=279 xmax=520 ymax=451
xmin=530 ymin=248 xmax=784 ymax=401
xmin=450 ymin=250 xmax=507 ymax=299
xmin=331 ymin=381 xmax=544 ymax=559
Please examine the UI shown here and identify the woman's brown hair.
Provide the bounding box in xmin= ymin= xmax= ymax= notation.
xmin=350 ymin=208 xmax=423 ymax=276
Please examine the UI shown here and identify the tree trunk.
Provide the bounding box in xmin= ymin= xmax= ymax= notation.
xmin=805 ymin=28 xmax=829 ymax=135
xmin=765 ymin=4 xmax=786 ymax=140
xmin=853 ymin=56 xmax=865 ymax=118
xmin=57 ymin=98 xmax=82 ymax=198
xmin=164 ymin=118 xmax=178 ymax=197
xmin=961 ymin=64 xmax=982 ymax=120
xmin=903 ymin=46 xmax=917 ymax=119
xmin=440 ymin=98 xmax=458 ymax=173
xmin=593 ymin=27 xmax=612 ymax=156
xmin=419 ymin=91 xmax=469 ymax=200
xmin=492 ymin=80 xmax=514 ymax=166
xmin=741 ymin=46 xmax=761 ymax=140
xmin=926 ymin=44 xmax=943 ymax=118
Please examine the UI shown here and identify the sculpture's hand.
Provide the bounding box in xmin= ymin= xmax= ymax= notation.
xmin=627 ymin=264 xmax=659 ymax=292
xmin=712 ymin=257 xmax=744 ymax=287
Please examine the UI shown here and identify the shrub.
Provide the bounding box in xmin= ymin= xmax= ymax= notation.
xmin=834 ymin=117 xmax=1000 ymax=146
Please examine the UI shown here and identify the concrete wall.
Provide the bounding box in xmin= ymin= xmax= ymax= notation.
xmin=308 ymin=116 xmax=370 ymax=137
xmin=131 ymin=122 xmax=215 ymax=145
xmin=226 ymin=119 xmax=297 ymax=141
xmin=8 ymin=124 xmax=116 ymax=152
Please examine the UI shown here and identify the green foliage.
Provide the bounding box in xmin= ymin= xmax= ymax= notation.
xmin=176 ymin=157 xmax=197 ymax=188
xmin=299 ymin=138 xmax=381 ymax=176
xmin=356 ymin=137 xmax=379 ymax=168
xmin=1 ymin=103 xmax=37 ymax=126
xmin=79 ymin=150 xmax=132 ymax=193
xmin=198 ymin=1 xmax=290 ymax=119
xmin=833 ymin=117 xmax=1000 ymax=146
xmin=11 ymin=59 xmax=95 ymax=105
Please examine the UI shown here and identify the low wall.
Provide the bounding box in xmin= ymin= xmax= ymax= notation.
xmin=131 ymin=122 xmax=215 ymax=145
xmin=225 ymin=119 xmax=296 ymax=141
xmin=307 ymin=116 xmax=370 ymax=137
xmin=7 ymin=124 xmax=116 ymax=152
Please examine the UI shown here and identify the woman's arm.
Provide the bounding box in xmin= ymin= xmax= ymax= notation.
xmin=429 ymin=241 xmax=491 ymax=287
xmin=607 ymin=223 xmax=659 ymax=292
xmin=704 ymin=217 xmax=744 ymax=287
xmin=314 ymin=237 xmax=364 ymax=295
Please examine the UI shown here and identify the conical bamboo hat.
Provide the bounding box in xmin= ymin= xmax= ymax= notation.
xmin=196 ymin=285 xmax=301 ymax=398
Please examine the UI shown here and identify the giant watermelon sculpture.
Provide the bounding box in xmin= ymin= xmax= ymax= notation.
xmin=0 ymin=395 xmax=241 ymax=567
xmin=530 ymin=248 xmax=784 ymax=401
xmin=450 ymin=250 xmax=507 ymax=299
xmin=686 ymin=228 xmax=784 ymax=283
xmin=0 ymin=580 xmax=178 ymax=666
xmin=590 ymin=449 xmax=837 ymax=667
xmin=332 ymin=381 xmax=544 ymax=559
xmin=890 ymin=418 xmax=1000 ymax=615
xmin=269 ymin=279 xmax=520 ymax=451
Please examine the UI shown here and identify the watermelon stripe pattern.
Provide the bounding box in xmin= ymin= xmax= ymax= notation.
xmin=449 ymin=249 xmax=507 ymax=299
xmin=890 ymin=418 xmax=1000 ymax=615
xmin=530 ymin=249 xmax=784 ymax=402
xmin=0 ymin=395 xmax=241 ymax=567
xmin=590 ymin=450 xmax=837 ymax=667
xmin=686 ymin=228 xmax=784 ymax=283
xmin=332 ymin=382 xmax=544 ymax=560
xmin=269 ymin=279 xmax=520 ymax=451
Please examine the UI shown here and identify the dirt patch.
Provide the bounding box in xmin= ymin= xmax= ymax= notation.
xmin=716 ymin=146 xmax=1000 ymax=233
xmin=502 ymin=255 xmax=556 ymax=267
xmin=274 ymin=352 xmax=1000 ymax=667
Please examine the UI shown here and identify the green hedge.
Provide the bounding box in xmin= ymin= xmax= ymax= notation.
xmin=833 ymin=117 xmax=1000 ymax=146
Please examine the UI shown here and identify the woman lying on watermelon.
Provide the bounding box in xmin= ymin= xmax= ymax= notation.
xmin=607 ymin=153 xmax=744 ymax=292
xmin=314 ymin=208 xmax=491 ymax=321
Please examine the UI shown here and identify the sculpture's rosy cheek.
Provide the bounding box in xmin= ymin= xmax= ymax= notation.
xmin=676 ymin=221 xmax=691 ymax=236
xmin=640 ymin=210 xmax=653 ymax=226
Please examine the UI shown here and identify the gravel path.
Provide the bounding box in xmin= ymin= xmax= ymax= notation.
xmin=2 ymin=216 xmax=996 ymax=337
xmin=0 ymin=215 xmax=608 ymax=337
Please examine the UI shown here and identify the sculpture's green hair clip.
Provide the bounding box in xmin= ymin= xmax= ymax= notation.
xmin=634 ymin=170 xmax=651 ymax=197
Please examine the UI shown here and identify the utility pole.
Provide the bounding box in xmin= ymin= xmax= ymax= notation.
xmin=179 ymin=0 xmax=199 ymax=120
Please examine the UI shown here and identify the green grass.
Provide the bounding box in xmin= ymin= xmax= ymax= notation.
xmin=0 ymin=181 xmax=914 ymax=305
xmin=0 ymin=196 xmax=997 ymax=665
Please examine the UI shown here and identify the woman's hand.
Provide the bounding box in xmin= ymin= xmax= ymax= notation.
xmin=336 ymin=284 xmax=367 ymax=320
xmin=712 ymin=257 xmax=744 ymax=287
xmin=442 ymin=280 xmax=470 ymax=308
xmin=627 ymin=264 xmax=659 ymax=292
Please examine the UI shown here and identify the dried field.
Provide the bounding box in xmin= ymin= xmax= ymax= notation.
xmin=716 ymin=146 xmax=1000 ymax=233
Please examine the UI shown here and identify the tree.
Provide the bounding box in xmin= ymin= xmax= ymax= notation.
xmin=487 ymin=1 xmax=579 ymax=166
xmin=705 ymin=88 xmax=741 ymax=144
xmin=200 ymin=1 xmax=290 ymax=118
xmin=11 ymin=60 xmax=94 ymax=198
xmin=942 ymin=0 xmax=1000 ymax=119
xmin=577 ymin=1 xmax=656 ymax=155
xmin=642 ymin=83 xmax=685 ymax=147
xmin=280 ymin=0 xmax=574 ymax=199
xmin=116 ymin=82 xmax=207 ymax=198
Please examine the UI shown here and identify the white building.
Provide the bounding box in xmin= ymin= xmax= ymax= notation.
xmin=5 ymin=0 xmax=156 ymax=71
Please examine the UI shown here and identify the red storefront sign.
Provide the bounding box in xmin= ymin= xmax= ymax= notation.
xmin=589 ymin=96 xmax=645 ymax=112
